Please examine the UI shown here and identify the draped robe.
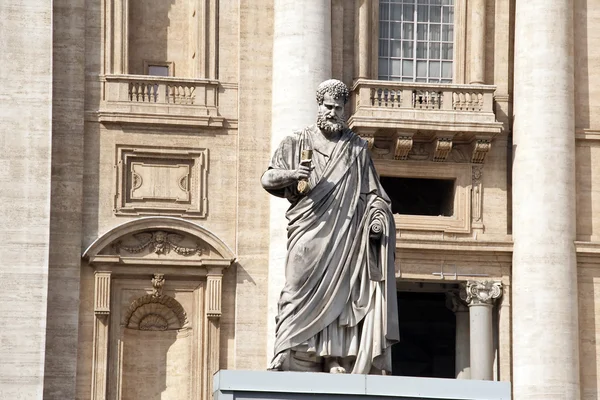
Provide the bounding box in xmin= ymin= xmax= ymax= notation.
xmin=266 ymin=125 xmax=399 ymax=374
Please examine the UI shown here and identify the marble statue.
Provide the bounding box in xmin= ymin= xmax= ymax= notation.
xmin=261 ymin=79 xmax=399 ymax=374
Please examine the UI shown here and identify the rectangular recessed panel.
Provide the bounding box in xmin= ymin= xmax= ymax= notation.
xmin=130 ymin=162 xmax=190 ymax=202
xmin=115 ymin=146 xmax=208 ymax=218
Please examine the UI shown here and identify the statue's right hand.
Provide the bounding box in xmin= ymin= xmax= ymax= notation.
xmin=294 ymin=164 xmax=311 ymax=181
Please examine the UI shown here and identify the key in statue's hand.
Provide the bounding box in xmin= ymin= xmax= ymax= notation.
xmin=297 ymin=149 xmax=313 ymax=194
xmin=294 ymin=164 xmax=312 ymax=181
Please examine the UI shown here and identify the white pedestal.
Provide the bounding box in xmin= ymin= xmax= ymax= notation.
xmin=213 ymin=370 xmax=511 ymax=400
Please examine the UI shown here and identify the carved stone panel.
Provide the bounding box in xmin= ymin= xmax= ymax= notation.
xmin=108 ymin=230 xmax=213 ymax=261
xmin=115 ymin=146 xmax=208 ymax=218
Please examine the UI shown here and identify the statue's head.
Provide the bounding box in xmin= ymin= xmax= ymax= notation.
xmin=316 ymin=79 xmax=349 ymax=134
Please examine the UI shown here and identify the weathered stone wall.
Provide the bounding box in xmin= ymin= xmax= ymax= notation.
xmin=43 ymin=0 xmax=87 ymax=398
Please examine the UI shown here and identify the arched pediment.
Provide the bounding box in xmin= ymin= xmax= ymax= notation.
xmin=83 ymin=217 xmax=235 ymax=267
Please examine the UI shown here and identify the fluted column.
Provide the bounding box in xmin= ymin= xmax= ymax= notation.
xmin=446 ymin=292 xmax=470 ymax=379
xmin=469 ymin=0 xmax=486 ymax=84
xmin=512 ymin=0 xmax=579 ymax=398
xmin=461 ymin=281 xmax=502 ymax=381
xmin=268 ymin=0 xmax=332 ymax=361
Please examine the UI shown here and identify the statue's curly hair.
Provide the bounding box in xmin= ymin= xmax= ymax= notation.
xmin=316 ymin=79 xmax=350 ymax=105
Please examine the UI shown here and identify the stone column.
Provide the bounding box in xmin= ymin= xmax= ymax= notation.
xmin=469 ymin=0 xmax=486 ymax=84
xmin=446 ymin=292 xmax=470 ymax=379
xmin=355 ymin=0 xmax=371 ymax=79
xmin=512 ymin=0 xmax=580 ymax=398
xmin=268 ymin=0 xmax=332 ymax=361
xmin=0 ymin=1 xmax=53 ymax=398
xmin=460 ymin=281 xmax=502 ymax=381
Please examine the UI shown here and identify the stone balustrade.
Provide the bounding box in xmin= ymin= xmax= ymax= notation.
xmin=348 ymin=79 xmax=503 ymax=164
xmin=98 ymin=74 xmax=225 ymax=127
xmin=353 ymin=80 xmax=494 ymax=114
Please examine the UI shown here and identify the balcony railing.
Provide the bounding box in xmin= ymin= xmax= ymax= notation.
xmin=360 ymin=84 xmax=491 ymax=113
xmin=98 ymin=75 xmax=224 ymax=127
xmin=349 ymin=79 xmax=502 ymax=138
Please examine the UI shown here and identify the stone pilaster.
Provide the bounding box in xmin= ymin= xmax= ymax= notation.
xmin=268 ymin=0 xmax=332 ymax=362
xmin=446 ymin=292 xmax=471 ymax=379
xmin=460 ymin=281 xmax=502 ymax=381
xmin=513 ymin=0 xmax=580 ymax=397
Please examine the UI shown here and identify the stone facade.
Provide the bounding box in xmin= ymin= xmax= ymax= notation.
xmin=2 ymin=0 xmax=600 ymax=399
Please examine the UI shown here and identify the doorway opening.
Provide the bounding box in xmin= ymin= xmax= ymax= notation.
xmin=391 ymin=284 xmax=457 ymax=378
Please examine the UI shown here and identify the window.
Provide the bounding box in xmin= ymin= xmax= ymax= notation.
xmin=380 ymin=176 xmax=455 ymax=217
xmin=378 ymin=0 xmax=454 ymax=83
xmin=144 ymin=61 xmax=173 ymax=77
xmin=148 ymin=65 xmax=169 ymax=77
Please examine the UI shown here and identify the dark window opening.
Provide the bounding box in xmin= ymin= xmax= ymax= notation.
xmin=148 ymin=65 xmax=169 ymax=77
xmin=380 ymin=176 xmax=455 ymax=216
xmin=392 ymin=291 xmax=456 ymax=378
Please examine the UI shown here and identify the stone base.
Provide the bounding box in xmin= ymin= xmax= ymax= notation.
xmin=213 ymin=370 xmax=511 ymax=400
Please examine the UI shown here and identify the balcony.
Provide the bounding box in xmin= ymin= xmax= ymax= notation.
xmin=349 ymin=79 xmax=503 ymax=163
xmin=98 ymin=75 xmax=225 ymax=128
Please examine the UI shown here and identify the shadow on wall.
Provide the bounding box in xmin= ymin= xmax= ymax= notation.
xmin=121 ymin=329 xmax=189 ymax=400
xmin=128 ymin=0 xmax=177 ymax=75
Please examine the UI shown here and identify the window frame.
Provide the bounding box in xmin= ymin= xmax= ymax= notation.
xmin=368 ymin=0 xmax=467 ymax=84
xmin=377 ymin=0 xmax=454 ymax=83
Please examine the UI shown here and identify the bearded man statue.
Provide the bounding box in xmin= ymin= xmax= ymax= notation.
xmin=261 ymin=79 xmax=399 ymax=375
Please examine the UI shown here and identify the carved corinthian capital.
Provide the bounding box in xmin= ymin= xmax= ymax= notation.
xmin=460 ymin=281 xmax=502 ymax=306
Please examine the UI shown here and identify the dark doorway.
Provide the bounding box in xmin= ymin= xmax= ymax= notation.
xmin=391 ymin=291 xmax=456 ymax=378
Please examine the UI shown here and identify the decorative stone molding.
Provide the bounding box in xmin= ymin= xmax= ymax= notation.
xmin=460 ymin=281 xmax=502 ymax=306
xmin=114 ymin=146 xmax=208 ymax=219
xmin=114 ymin=231 xmax=204 ymax=256
xmin=206 ymin=272 xmax=223 ymax=318
xmin=394 ymin=136 xmax=414 ymax=160
xmin=471 ymin=165 xmax=484 ymax=225
xmin=94 ymin=271 xmax=111 ymax=315
xmin=151 ymin=273 xmax=165 ymax=296
xmin=84 ymin=217 xmax=235 ymax=400
xmin=433 ymin=137 xmax=453 ymax=162
xmin=471 ymin=139 xmax=492 ymax=163
xmin=123 ymin=295 xmax=187 ymax=331
xmin=120 ymin=274 xmax=188 ymax=331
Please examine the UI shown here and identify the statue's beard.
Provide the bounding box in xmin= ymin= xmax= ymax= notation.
xmin=317 ymin=111 xmax=347 ymax=134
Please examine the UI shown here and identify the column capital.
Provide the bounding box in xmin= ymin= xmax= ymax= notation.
xmin=446 ymin=291 xmax=469 ymax=313
xmin=460 ymin=280 xmax=502 ymax=306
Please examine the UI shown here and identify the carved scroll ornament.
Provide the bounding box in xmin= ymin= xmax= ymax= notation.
xmin=460 ymin=281 xmax=502 ymax=306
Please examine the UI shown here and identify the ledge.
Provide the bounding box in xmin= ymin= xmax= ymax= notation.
xmin=213 ymin=370 xmax=511 ymax=400
xmin=397 ymin=238 xmax=513 ymax=253
xmin=98 ymin=74 xmax=227 ymax=128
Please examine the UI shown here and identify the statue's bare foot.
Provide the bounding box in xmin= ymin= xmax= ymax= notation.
xmin=325 ymin=358 xmax=346 ymax=374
